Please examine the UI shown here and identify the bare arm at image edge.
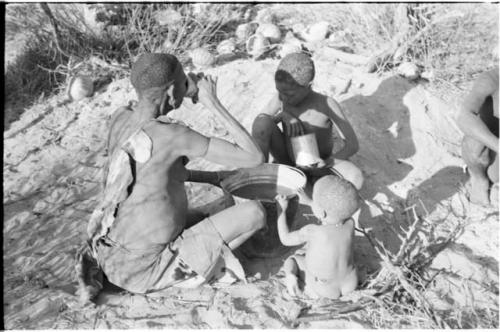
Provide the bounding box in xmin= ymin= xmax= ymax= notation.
xmin=456 ymin=69 xmax=499 ymax=153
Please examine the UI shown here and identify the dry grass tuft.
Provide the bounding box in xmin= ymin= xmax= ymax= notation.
xmin=4 ymin=3 xmax=250 ymax=129
xmin=292 ymin=193 xmax=498 ymax=329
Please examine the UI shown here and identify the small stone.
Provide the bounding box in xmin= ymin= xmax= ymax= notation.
xmin=279 ymin=42 xmax=302 ymax=59
xmin=216 ymin=38 xmax=236 ymax=55
xmin=302 ymin=21 xmax=330 ymax=43
xmin=68 ymin=75 xmax=94 ymax=101
xmin=246 ymin=33 xmax=271 ymax=59
xmin=396 ymin=62 xmax=420 ymax=80
xmin=235 ymin=23 xmax=257 ymax=43
xmin=155 ymin=9 xmax=182 ymax=26
xmin=256 ymin=23 xmax=281 ymax=43
xmin=190 ymin=48 xmax=216 ymax=69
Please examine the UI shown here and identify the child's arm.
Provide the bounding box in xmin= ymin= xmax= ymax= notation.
xmin=275 ymin=194 xmax=314 ymax=246
xmin=296 ymin=187 xmax=313 ymax=206
xmin=325 ymin=97 xmax=359 ymax=160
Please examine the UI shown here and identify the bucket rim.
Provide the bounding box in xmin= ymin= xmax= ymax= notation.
xmin=220 ymin=163 xmax=306 ymax=198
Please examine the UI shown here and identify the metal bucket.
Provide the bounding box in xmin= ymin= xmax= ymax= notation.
xmin=220 ymin=163 xmax=305 ymax=258
xmin=291 ymin=133 xmax=321 ymax=167
xmin=220 ymin=163 xmax=306 ymax=202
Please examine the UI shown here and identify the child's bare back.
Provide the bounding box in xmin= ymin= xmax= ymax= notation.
xmin=276 ymin=175 xmax=360 ymax=299
xmin=300 ymin=219 xmax=357 ymax=298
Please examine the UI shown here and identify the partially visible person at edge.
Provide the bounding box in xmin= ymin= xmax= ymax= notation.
xmin=251 ymin=52 xmax=364 ymax=190
xmin=76 ymin=53 xmax=266 ymax=303
xmin=455 ymin=66 xmax=499 ymax=207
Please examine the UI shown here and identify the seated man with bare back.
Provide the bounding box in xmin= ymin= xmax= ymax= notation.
xmin=455 ymin=66 xmax=499 ymax=206
xmin=76 ymin=53 xmax=267 ymax=302
xmin=251 ymin=52 xmax=363 ymax=190
xmin=275 ymin=175 xmax=360 ymax=299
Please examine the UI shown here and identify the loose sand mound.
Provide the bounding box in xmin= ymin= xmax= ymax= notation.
xmin=3 ymin=54 xmax=498 ymax=328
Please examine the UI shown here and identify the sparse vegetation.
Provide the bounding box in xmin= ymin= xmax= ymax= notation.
xmin=5 ymin=3 xmax=498 ymax=127
xmin=5 ymin=3 xmax=250 ymax=128
xmin=3 ymin=3 xmax=498 ymax=329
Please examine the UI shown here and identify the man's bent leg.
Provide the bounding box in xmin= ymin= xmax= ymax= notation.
xmin=185 ymin=209 xmax=209 ymax=228
xmin=209 ymin=200 xmax=266 ymax=249
xmin=462 ymin=136 xmax=491 ymax=205
xmin=252 ymin=114 xmax=293 ymax=164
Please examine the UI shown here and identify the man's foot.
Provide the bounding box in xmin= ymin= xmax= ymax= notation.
xmin=285 ymin=274 xmax=301 ymax=297
xmin=466 ymin=178 xmax=491 ymax=206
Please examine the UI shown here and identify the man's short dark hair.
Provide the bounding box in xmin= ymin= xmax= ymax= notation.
xmin=131 ymin=53 xmax=180 ymax=95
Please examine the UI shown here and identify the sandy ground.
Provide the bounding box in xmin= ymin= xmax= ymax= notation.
xmin=3 ymin=51 xmax=499 ymax=328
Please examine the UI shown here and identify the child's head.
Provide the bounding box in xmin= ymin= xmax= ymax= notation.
xmin=274 ymin=52 xmax=314 ymax=106
xmin=312 ymin=175 xmax=360 ymax=223
xmin=131 ymin=53 xmax=188 ymax=112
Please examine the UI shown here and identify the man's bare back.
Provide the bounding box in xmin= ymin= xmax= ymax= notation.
xmin=78 ymin=53 xmax=267 ymax=300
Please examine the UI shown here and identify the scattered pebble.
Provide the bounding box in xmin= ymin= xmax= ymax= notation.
xmin=246 ymin=33 xmax=271 ymax=59
xmin=216 ymin=38 xmax=236 ymax=55
xmin=155 ymin=9 xmax=182 ymax=26
xmin=396 ymin=62 xmax=420 ymax=80
xmin=68 ymin=75 xmax=94 ymax=102
xmin=256 ymin=23 xmax=281 ymax=43
xmin=302 ymin=21 xmax=330 ymax=43
xmin=190 ymin=48 xmax=216 ymax=69
xmin=235 ymin=23 xmax=257 ymax=43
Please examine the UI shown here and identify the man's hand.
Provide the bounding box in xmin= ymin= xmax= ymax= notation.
xmin=186 ymin=72 xmax=203 ymax=104
xmin=281 ymin=112 xmax=305 ymax=137
xmin=196 ymin=75 xmax=219 ymax=108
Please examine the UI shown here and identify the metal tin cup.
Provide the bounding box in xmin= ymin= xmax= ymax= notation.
xmin=291 ymin=133 xmax=321 ymax=167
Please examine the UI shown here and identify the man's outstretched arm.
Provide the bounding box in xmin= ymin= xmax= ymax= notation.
xmin=196 ymin=75 xmax=265 ymax=165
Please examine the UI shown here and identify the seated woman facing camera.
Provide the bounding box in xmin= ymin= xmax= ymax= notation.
xmin=251 ymin=52 xmax=363 ymax=190
xmin=76 ymin=53 xmax=267 ymax=302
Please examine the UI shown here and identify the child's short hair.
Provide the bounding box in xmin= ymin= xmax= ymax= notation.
xmin=275 ymin=52 xmax=315 ymax=87
xmin=131 ymin=53 xmax=180 ymax=96
xmin=312 ymin=175 xmax=360 ymax=221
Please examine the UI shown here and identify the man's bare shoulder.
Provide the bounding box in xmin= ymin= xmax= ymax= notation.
xmin=142 ymin=119 xmax=192 ymax=142
xmin=109 ymin=105 xmax=133 ymax=131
